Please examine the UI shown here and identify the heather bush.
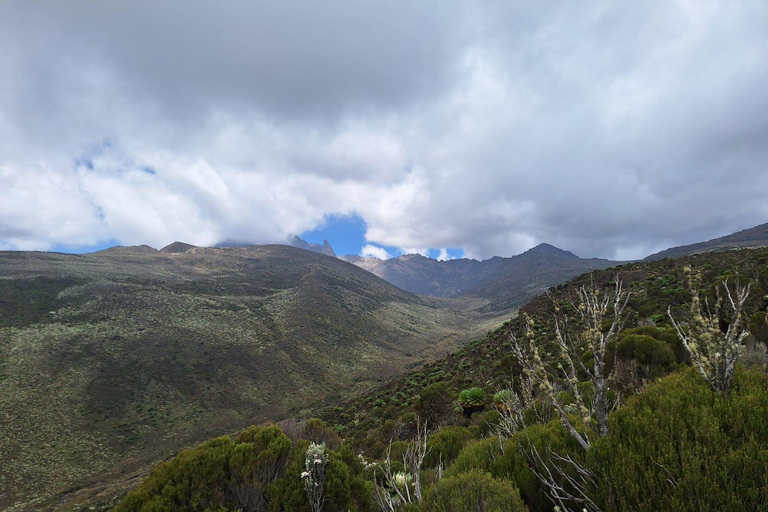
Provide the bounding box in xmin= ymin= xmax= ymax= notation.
xmin=421 ymin=470 xmax=528 ymax=512
xmin=588 ymin=368 xmax=768 ymax=511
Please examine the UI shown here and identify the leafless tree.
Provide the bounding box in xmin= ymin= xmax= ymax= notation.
xmin=373 ymin=419 xmax=430 ymax=512
xmin=504 ymin=276 xmax=629 ymax=512
xmin=509 ymin=276 xmax=629 ymax=450
xmin=668 ymin=266 xmax=751 ymax=393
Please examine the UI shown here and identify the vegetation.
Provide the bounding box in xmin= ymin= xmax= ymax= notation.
xmin=457 ymin=387 xmax=486 ymax=407
xmin=4 ymin=243 xmax=768 ymax=510
xmin=0 ymin=245 xmax=502 ymax=511
xmin=106 ymin=247 xmax=768 ymax=511
xmin=112 ymin=367 xmax=768 ymax=511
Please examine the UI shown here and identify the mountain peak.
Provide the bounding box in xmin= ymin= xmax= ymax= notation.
xmin=288 ymin=235 xmax=336 ymax=257
xmin=160 ymin=241 xmax=197 ymax=254
xmin=525 ymin=243 xmax=579 ymax=259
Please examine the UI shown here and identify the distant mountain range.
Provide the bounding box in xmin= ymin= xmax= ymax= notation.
xmin=341 ymin=243 xmax=619 ymax=311
xmin=645 ymin=222 xmax=768 ymax=261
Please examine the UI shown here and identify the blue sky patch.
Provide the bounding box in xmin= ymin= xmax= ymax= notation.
xmin=300 ymin=213 xmax=367 ymax=256
xmin=51 ymin=238 xmax=121 ymax=254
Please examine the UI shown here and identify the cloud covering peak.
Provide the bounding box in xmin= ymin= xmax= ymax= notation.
xmin=1 ymin=1 xmax=767 ymax=259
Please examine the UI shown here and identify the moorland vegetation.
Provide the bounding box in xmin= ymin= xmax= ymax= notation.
xmin=113 ymin=247 xmax=768 ymax=512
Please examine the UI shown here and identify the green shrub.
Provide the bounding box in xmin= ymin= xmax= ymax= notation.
xmin=588 ymin=368 xmax=768 ymax=511
xmin=116 ymin=425 xmax=292 ymax=512
xmin=424 ymin=426 xmax=473 ymax=468
xmin=299 ymin=418 xmax=342 ymax=450
xmin=492 ymin=390 xmax=513 ymax=405
xmin=422 ymin=470 xmax=528 ymax=512
xmin=448 ymin=419 xmax=583 ymax=512
xmin=415 ymin=382 xmax=455 ymax=425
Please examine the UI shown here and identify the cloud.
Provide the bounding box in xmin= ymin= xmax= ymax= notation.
xmin=1 ymin=1 xmax=767 ymax=259
xmin=361 ymin=244 xmax=392 ymax=260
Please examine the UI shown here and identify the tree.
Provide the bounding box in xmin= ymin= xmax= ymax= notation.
xmin=506 ymin=276 xmax=629 ymax=512
xmin=509 ymin=276 xmax=629 ymax=450
xmin=668 ymin=266 xmax=750 ymax=393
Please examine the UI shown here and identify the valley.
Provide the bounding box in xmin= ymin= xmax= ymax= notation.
xmin=0 ymin=244 xmax=502 ymax=511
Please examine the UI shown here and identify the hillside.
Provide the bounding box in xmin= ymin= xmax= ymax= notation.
xmin=321 ymin=246 xmax=768 ymax=449
xmin=112 ymin=246 xmax=768 ymax=512
xmin=342 ymin=243 xmax=620 ymax=310
xmin=0 ymin=244 xmax=502 ymax=511
xmin=645 ymin=222 xmax=768 ymax=261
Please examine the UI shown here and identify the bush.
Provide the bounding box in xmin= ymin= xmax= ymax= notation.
xmin=422 ymin=470 xmax=528 ymax=512
xmin=116 ymin=425 xmax=292 ymax=512
xmin=588 ymin=368 xmax=768 ymax=511
xmin=448 ymin=419 xmax=583 ymax=512
xmin=424 ymin=426 xmax=473 ymax=468
xmin=299 ymin=418 xmax=342 ymax=450
xmin=415 ymin=382 xmax=455 ymax=425
xmin=492 ymin=390 xmax=513 ymax=406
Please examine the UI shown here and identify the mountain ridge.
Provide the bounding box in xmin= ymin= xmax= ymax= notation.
xmin=340 ymin=242 xmax=620 ymax=310
xmin=645 ymin=222 xmax=768 ymax=260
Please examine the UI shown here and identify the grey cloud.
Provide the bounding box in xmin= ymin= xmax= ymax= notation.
xmin=0 ymin=1 xmax=767 ymax=259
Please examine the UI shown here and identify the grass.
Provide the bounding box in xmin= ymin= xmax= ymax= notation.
xmin=0 ymin=245 xmax=505 ymax=511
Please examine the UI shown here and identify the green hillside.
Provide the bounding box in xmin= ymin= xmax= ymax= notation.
xmin=324 ymin=247 xmax=768 ymax=448
xmin=0 ymin=244 xmax=503 ymax=511
xmin=111 ymin=247 xmax=768 ymax=512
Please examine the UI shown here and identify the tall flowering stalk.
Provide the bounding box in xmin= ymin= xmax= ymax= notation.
xmin=302 ymin=442 xmax=328 ymax=512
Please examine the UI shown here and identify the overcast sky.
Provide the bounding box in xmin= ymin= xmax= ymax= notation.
xmin=1 ymin=1 xmax=767 ymax=260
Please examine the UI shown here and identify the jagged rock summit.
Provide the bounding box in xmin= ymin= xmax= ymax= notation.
xmin=288 ymin=235 xmax=336 ymax=257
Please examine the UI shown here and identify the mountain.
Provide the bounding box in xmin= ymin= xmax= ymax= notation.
xmin=0 ymin=244 xmax=502 ymax=511
xmin=459 ymin=243 xmax=618 ymax=311
xmin=288 ymin=235 xmax=337 ymax=257
xmin=645 ymin=222 xmax=768 ymax=261
xmin=342 ymin=243 xmax=619 ymax=311
xmin=340 ymin=253 xmax=503 ymax=297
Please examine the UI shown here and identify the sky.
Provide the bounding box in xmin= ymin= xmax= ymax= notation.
xmin=1 ymin=1 xmax=767 ymax=260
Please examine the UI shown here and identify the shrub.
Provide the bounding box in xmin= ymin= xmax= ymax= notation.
xmin=448 ymin=419 xmax=583 ymax=512
xmin=422 ymin=470 xmax=528 ymax=512
xmin=299 ymin=418 xmax=342 ymax=450
xmin=116 ymin=425 xmax=292 ymax=512
xmin=415 ymin=382 xmax=455 ymax=425
xmin=492 ymin=390 xmax=513 ymax=406
xmin=424 ymin=426 xmax=473 ymax=468
xmin=588 ymin=368 xmax=768 ymax=511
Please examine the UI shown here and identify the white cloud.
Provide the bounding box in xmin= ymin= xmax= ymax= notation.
xmin=1 ymin=1 xmax=767 ymax=258
xmin=361 ymin=244 xmax=391 ymax=260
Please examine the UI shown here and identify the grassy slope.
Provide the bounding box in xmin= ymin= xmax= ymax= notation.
xmin=0 ymin=245 xmax=504 ymax=511
xmin=321 ymin=247 xmax=768 ymax=448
